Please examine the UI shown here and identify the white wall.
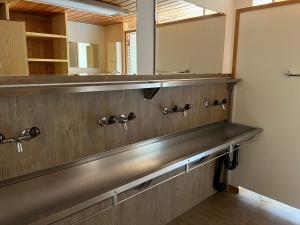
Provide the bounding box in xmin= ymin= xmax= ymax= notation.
xmin=184 ymin=0 xmax=253 ymax=73
xmin=231 ymin=3 xmax=300 ymax=209
xmin=186 ymin=0 xmax=235 ymax=73
xmin=67 ymin=21 xmax=105 ymax=75
xmin=156 ymin=16 xmax=226 ymax=74
xmin=136 ymin=0 xmax=247 ymax=75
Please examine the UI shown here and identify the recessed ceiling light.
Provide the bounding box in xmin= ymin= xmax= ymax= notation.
xmin=27 ymin=0 xmax=129 ymax=16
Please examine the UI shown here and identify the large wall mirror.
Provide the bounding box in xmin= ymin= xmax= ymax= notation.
xmin=0 ymin=0 xmax=226 ymax=77
xmin=0 ymin=0 xmax=137 ymax=76
xmin=155 ymin=0 xmax=226 ymax=75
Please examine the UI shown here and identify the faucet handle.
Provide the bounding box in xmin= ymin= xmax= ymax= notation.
xmin=20 ymin=127 xmax=41 ymax=141
xmin=0 ymin=133 xmax=5 ymax=143
xmin=128 ymin=112 xmax=136 ymax=121
xmin=221 ymin=99 xmax=227 ymax=111
xmin=119 ymin=114 xmax=128 ymax=122
xmin=118 ymin=114 xmax=128 ymax=131
xmin=173 ymin=105 xmax=179 ymax=113
xmin=182 ymin=104 xmax=191 ymax=118
xmin=0 ymin=127 xmax=40 ymax=153
xmin=214 ymin=100 xmax=219 ymax=106
xmin=184 ymin=104 xmax=191 ymax=111
xmin=99 ymin=117 xmax=109 ymax=126
xmin=29 ymin=127 xmax=41 ymax=138
xmin=108 ymin=116 xmax=117 ymax=124
xmin=214 ymin=99 xmax=227 ymax=111
xmin=163 ymin=107 xmax=169 ymax=115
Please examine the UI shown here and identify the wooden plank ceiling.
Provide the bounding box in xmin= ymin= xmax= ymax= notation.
xmin=9 ymin=0 xmax=217 ymax=27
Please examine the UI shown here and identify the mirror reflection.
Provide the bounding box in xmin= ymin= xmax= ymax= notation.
xmin=0 ymin=0 xmax=226 ymax=77
xmin=69 ymin=42 xmax=99 ymax=69
xmin=0 ymin=0 xmax=137 ymax=76
xmin=155 ymin=0 xmax=226 ymax=75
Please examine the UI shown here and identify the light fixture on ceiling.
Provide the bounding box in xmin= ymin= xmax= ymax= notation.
xmin=27 ymin=0 xmax=129 ymax=16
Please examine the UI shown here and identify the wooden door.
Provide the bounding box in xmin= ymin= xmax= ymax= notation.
xmin=232 ymin=3 xmax=300 ymax=209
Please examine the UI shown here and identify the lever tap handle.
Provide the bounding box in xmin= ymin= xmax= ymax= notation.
xmin=108 ymin=116 xmax=117 ymax=124
xmin=128 ymin=112 xmax=136 ymax=121
xmin=0 ymin=133 xmax=5 ymax=143
xmin=173 ymin=106 xmax=179 ymax=113
xmin=99 ymin=117 xmax=108 ymax=126
xmin=29 ymin=127 xmax=41 ymax=138
xmin=163 ymin=108 xmax=169 ymax=115
xmin=221 ymin=99 xmax=227 ymax=111
xmin=184 ymin=104 xmax=191 ymax=111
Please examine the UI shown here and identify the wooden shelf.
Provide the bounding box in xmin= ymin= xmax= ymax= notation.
xmin=26 ymin=32 xmax=67 ymax=40
xmin=28 ymin=58 xmax=68 ymax=63
xmin=10 ymin=12 xmax=69 ymax=75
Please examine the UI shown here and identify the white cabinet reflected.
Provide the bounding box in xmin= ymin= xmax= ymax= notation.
xmin=69 ymin=42 xmax=99 ymax=69
xmin=107 ymin=42 xmax=122 ymax=74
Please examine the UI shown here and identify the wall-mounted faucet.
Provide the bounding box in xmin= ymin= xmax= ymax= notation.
xmin=214 ymin=99 xmax=227 ymax=111
xmin=0 ymin=133 xmax=5 ymax=143
xmin=0 ymin=127 xmax=41 ymax=153
xmin=99 ymin=112 xmax=136 ymax=130
xmin=204 ymin=98 xmax=228 ymax=111
xmin=163 ymin=104 xmax=191 ymax=117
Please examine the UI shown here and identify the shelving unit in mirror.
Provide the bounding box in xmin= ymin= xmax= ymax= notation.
xmin=2 ymin=7 xmax=69 ymax=76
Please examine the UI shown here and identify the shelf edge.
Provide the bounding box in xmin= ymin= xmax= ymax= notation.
xmin=0 ymin=77 xmax=241 ymax=97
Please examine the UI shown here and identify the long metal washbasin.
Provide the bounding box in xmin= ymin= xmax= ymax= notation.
xmin=0 ymin=122 xmax=262 ymax=225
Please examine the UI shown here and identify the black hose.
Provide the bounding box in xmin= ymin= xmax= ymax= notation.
xmin=213 ymin=155 xmax=227 ymax=192
xmin=225 ymin=150 xmax=239 ymax=170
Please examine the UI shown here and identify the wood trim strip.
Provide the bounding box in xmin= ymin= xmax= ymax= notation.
xmin=232 ymin=0 xmax=300 ymax=78
xmin=232 ymin=10 xmax=240 ymax=78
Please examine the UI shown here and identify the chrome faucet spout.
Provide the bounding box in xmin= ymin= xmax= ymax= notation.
xmin=16 ymin=141 xmax=23 ymax=153
xmin=163 ymin=104 xmax=191 ymax=117
xmin=98 ymin=112 xmax=136 ymax=131
xmin=214 ymin=99 xmax=227 ymax=111
xmin=0 ymin=127 xmax=41 ymax=153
